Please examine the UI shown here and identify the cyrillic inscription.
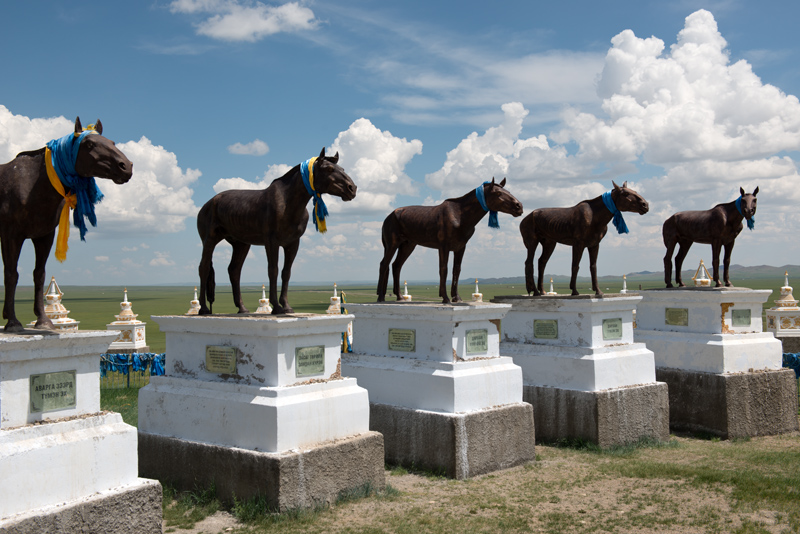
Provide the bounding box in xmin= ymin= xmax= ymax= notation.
xmin=205 ymin=346 xmax=238 ymax=374
xmin=30 ymin=370 xmax=76 ymax=413
xmin=602 ymin=318 xmax=623 ymax=340
xmin=665 ymin=308 xmax=689 ymax=326
xmin=732 ymin=309 xmax=751 ymax=327
xmin=388 ymin=328 xmax=416 ymax=352
xmin=534 ymin=319 xmax=558 ymax=339
xmin=296 ymin=345 xmax=325 ymax=377
xmin=466 ymin=329 xmax=488 ymax=354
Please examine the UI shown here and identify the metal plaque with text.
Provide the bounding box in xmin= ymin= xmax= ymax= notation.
xmin=388 ymin=328 xmax=416 ymax=352
xmin=30 ymin=370 xmax=76 ymax=413
xmin=732 ymin=309 xmax=751 ymax=327
xmin=205 ymin=346 xmax=238 ymax=374
xmin=602 ymin=318 xmax=623 ymax=340
xmin=534 ymin=319 xmax=558 ymax=340
xmin=466 ymin=329 xmax=488 ymax=355
xmin=665 ymin=308 xmax=689 ymax=326
xmin=296 ymin=345 xmax=325 ymax=377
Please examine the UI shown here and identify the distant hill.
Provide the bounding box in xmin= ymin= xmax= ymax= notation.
xmin=465 ymin=264 xmax=800 ymax=286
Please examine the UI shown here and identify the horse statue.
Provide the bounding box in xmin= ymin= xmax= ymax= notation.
xmin=377 ymin=178 xmax=523 ymax=304
xmin=197 ymin=147 xmax=357 ymax=315
xmin=520 ymin=181 xmax=649 ymax=297
xmin=0 ymin=117 xmax=133 ymax=332
xmin=663 ymin=187 xmax=758 ymax=288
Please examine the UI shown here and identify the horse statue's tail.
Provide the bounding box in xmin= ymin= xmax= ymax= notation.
xmin=207 ymin=264 xmax=216 ymax=314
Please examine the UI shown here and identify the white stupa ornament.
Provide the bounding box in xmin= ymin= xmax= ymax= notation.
xmin=186 ymin=287 xmax=201 ymax=315
xmin=472 ymin=279 xmax=483 ymax=302
xmin=766 ymin=271 xmax=800 ymax=338
xmin=326 ymin=283 xmax=341 ymax=314
xmin=546 ymin=277 xmax=557 ymax=296
xmin=621 ymin=274 xmax=628 ymax=294
xmin=402 ymin=280 xmax=412 ymax=301
xmin=107 ymin=288 xmax=148 ymax=351
xmin=255 ymin=284 xmax=273 ymax=314
xmin=28 ymin=276 xmax=79 ymax=332
xmin=693 ymin=260 xmax=712 ymax=287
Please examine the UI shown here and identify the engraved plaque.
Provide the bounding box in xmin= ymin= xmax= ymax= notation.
xmin=534 ymin=319 xmax=558 ymax=339
xmin=388 ymin=328 xmax=416 ymax=352
xmin=602 ymin=318 xmax=623 ymax=340
xmin=296 ymin=345 xmax=325 ymax=377
xmin=30 ymin=370 xmax=76 ymax=413
xmin=732 ymin=309 xmax=751 ymax=327
xmin=205 ymin=346 xmax=237 ymax=374
xmin=466 ymin=329 xmax=488 ymax=355
xmin=665 ymin=308 xmax=689 ymax=326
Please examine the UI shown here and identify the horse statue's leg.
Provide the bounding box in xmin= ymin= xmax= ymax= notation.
xmin=1 ymin=236 xmax=25 ymax=332
xmin=524 ymin=243 xmax=537 ymax=296
xmin=662 ymin=218 xmax=678 ymax=288
xmin=391 ymin=242 xmax=415 ymax=301
xmin=536 ymin=241 xmax=556 ymax=297
xmin=588 ymin=244 xmax=603 ymax=298
xmin=570 ymin=246 xmax=585 ymax=296
xmin=450 ymin=247 xmax=466 ymax=303
xmin=673 ymin=240 xmax=693 ymax=287
xmin=710 ymin=241 xmax=723 ymax=287
xmin=378 ymin=214 xmax=400 ymax=302
xmin=722 ymin=241 xmax=735 ymax=287
xmin=227 ymin=240 xmax=252 ymax=313
xmin=277 ymin=241 xmax=299 ymax=314
xmin=198 ymin=237 xmax=221 ymax=315
xmin=31 ymin=233 xmax=55 ymax=329
xmin=438 ymin=248 xmax=451 ymax=305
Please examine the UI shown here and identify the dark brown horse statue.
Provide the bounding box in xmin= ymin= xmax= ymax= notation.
xmin=663 ymin=187 xmax=758 ymax=288
xmin=197 ymin=147 xmax=356 ymax=315
xmin=377 ymin=178 xmax=523 ymax=304
xmin=521 ymin=181 xmax=649 ymax=297
xmin=0 ymin=117 xmax=133 ymax=332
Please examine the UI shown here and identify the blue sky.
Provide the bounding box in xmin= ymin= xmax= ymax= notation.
xmin=2 ymin=0 xmax=800 ymax=295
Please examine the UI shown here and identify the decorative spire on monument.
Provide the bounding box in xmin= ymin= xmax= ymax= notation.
xmin=402 ymin=280 xmax=412 ymax=301
xmin=621 ymin=274 xmax=628 ymax=294
xmin=255 ymin=284 xmax=273 ymax=314
xmin=472 ymin=279 xmax=483 ymax=302
xmin=186 ymin=287 xmax=202 ymax=315
xmin=692 ymin=260 xmax=712 ymax=287
xmin=326 ymin=283 xmax=341 ymax=314
xmin=546 ymin=277 xmax=557 ymax=295
xmin=107 ymin=287 xmax=148 ymax=352
xmin=28 ymin=276 xmax=79 ymax=332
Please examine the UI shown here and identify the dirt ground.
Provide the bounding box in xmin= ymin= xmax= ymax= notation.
xmin=165 ymin=429 xmax=800 ymax=534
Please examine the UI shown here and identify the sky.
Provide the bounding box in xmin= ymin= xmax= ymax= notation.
xmin=2 ymin=0 xmax=800 ymax=292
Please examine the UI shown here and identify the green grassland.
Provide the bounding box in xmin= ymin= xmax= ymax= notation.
xmin=1 ymin=274 xmax=791 ymax=354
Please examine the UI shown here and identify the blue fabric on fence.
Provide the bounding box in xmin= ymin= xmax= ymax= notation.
xmin=783 ymin=353 xmax=800 ymax=378
xmin=100 ymin=353 xmax=166 ymax=378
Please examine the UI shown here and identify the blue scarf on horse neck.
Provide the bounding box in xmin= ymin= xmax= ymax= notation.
xmin=735 ymin=196 xmax=755 ymax=230
xmin=300 ymin=157 xmax=328 ymax=233
xmin=602 ymin=191 xmax=629 ymax=234
xmin=46 ymin=130 xmax=104 ymax=241
xmin=475 ymin=182 xmax=499 ymax=229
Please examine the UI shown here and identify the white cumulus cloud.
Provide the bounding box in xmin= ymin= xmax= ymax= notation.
xmin=227 ymin=138 xmax=269 ymax=156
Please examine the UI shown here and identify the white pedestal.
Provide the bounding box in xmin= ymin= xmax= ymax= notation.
xmin=342 ymin=302 xmax=535 ymax=478
xmin=493 ymin=295 xmax=669 ymax=447
xmin=138 ymin=314 xmax=384 ymax=510
xmin=0 ymin=331 xmax=161 ymax=532
xmin=634 ymin=288 xmax=798 ymax=438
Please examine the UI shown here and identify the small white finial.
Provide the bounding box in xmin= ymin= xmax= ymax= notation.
xmin=786 ymin=271 xmax=789 ymax=287
xmin=334 ymin=282 xmax=338 ymax=298
xmin=261 ymin=284 xmax=266 ymax=299
xmin=404 ymin=280 xmax=409 ymax=296
xmin=475 ymin=279 xmax=479 ymax=293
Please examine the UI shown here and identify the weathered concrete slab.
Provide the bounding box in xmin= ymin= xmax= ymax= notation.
xmin=138 ymin=431 xmax=385 ymax=512
xmin=524 ymin=382 xmax=670 ymax=447
xmin=656 ymin=367 xmax=799 ymax=439
xmin=370 ymin=402 xmax=535 ymax=479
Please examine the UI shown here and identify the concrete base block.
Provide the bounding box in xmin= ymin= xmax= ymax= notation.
xmin=0 ymin=478 xmax=161 ymax=534
xmin=138 ymin=431 xmax=385 ymax=512
xmin=656 ymin=367 xmax=799 ymax=439
xmin=777 ymin=336 xmax=800 ymax=353
xmin=370 ymin=402 xmax=535 ymax=479
xmin=524 ymin=382 xmax=670 ymax=447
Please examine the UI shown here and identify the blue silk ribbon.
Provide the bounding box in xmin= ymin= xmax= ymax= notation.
xmin=475 ymin=182 xmax=499 ymax=228
xmin=300 ymin=157 xmax=328 ymax=233
xmin=602 ymin=191 xmax=629 ymax=234
xmin=735 ymin=196 xmax=755 ymax=230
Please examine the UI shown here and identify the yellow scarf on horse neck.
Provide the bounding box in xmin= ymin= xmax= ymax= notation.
xmin=45 ymin=147 xmax=78 ymax=262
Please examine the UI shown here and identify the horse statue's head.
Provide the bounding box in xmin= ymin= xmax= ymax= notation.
xmin=738 ymin=186 xmax=758 ymax=221
xmin=611 ymin=180 xmax=649 ymax=215
xmin=482 ymin=177 xmax=524 ymax=217
xmin=312 ymin=147 xmax=357 ymax=201
xmin=72 ymin=117 xmax=133 ymax=185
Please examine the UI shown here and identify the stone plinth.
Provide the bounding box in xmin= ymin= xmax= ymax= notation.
xmin=0 ymin=331 xmax=161 ymax=532
xmin=138 ymin=314 xmax=384 ymax=510
xmin=493 ymin=294 xmax=669 ymax=447
xmin=342 ymin=302 xmax=535 ymax=479
xmin=634 ymin=288 xmax=798 ymax=438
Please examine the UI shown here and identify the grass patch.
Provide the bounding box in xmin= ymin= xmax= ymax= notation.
xmin=99 ymin=387 xmax=141 ymax=427
xmin=162 ymin=483 xmax=221 ymax=531
xmin=546 ymin=435 xmax=680 ymax=456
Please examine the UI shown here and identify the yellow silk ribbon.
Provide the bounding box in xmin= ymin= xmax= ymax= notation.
xmin=45 ymin=147 xmax=77 ymax=262
xmin=306 ymin=156 xmax=327 ymax=233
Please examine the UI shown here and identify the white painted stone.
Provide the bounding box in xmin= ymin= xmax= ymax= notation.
xmin=492 ymin=295 xmax=657 ymax=392
xmin=634 ymin=288 xmax=782 ymax=373
xmin=0 ymin=331 xmax=116 ymax=428
xmin=0 ymin=413 xmax=142 ymax=519
xmin=152 ymin=314 xmax=353 ymax=387
xmin=138 ymin=376 xmax=369 ymax=452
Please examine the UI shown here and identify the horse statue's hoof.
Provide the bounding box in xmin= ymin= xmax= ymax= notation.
xmin=3 ymin=320 xmax=25 ymax=333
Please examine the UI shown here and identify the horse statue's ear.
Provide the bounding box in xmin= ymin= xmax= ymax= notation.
xmin=622 ymin=181 xmax=628 ymax=188
xmin=491 ymin=177 xmax=496 ymax=184
xmin=318 ymin=147 xmax=326 ymax=160
xmin=612 ymin=180 xmax=620 ymax=190
xmin=95 ymin=120 xmax=103 ymax=136
xmin=331 ymin=151 xmax=339 ymax=164
xmin=753 ymin=186 xmax=759 ymax=196
xmin=74 ymin=117 xmax=82 ymax=135
xmin=499 ymin=177 xmax=507 ymax=188
xmin=740 ymin=187 xmax=745 ymax=197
